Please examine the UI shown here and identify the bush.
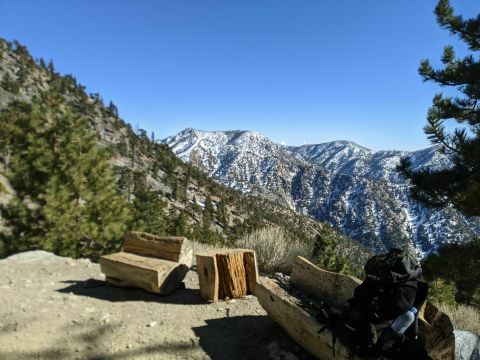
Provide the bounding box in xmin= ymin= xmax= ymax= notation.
xmin=436 ymin=302 xmax=480 ymax=335
xmin=236 ymin=226 xmax=313 ymax=274
xmin=428 ymin=278 xmax=457 ymax=306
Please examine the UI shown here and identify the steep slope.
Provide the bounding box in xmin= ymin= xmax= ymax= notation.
xmin=163 ymin=129 xmax=480 ymax=253
xmin=0 ymin=38 xmax=369 ymax=269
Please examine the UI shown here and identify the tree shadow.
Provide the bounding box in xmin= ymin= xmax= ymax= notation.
xmin=56 ymin=279 xmax=205 ymax=305
xmin=192 ymin=315 xmax=316 ymax=360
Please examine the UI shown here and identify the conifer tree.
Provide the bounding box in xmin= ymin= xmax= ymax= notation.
xmin=399 ymin=0 xmax=480 ymax=216
xmin=0 ymin=90 xmax=131 ymax=258
xmin=422 ymin=238 xmax=480 ymax=304
xmin=130 ymin=172 xmax=168 ymax=235
xmin=204 ymin=194 xmax=214 ymax=218
xmin=314 ymin=231 xmax=348 ymax=274
xmin=107 ymin=100 xmax=119 ymax=118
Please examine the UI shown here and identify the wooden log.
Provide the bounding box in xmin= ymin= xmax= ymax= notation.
xmin=100 ymin=252 xmax=189 ymax=295
xmin=196 ymin=252 xmax=219 ymax=302
xmin=256 ymin=277 xmax=354 ymax=360
xmin=420 ymin=302 xmax=455 ymax=360
xmin=243 ymin=250 xmax=258 ymax=294
xmin=217 ymin=251 xmax=247 ymax=299
xmin=256 ymin=256 xmax=455 ymax=360
xmin=123 ymin=232 xmax=193 ymax=265
xmin=290 ymin=256 xmax=361 ymax=308
xmin=195 ymin=249 xmax=258 ymax=301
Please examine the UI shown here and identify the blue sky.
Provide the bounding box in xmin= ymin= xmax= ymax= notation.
xmin=0 ymin=0 xmax=477 ymax=151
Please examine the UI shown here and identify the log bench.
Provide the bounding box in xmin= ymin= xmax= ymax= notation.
xmin=196 ymin=249 xmax=258 ymax=302
xmin=100 ymin=232 xmax=193 ymax=295
xmin=255 ymin=256 xmax=455 ymax=360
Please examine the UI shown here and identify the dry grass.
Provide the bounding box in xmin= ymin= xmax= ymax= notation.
xmin=191 ymin=241 xmax=225 ymax=266
xmin=191 ymin=240 xmax=222 ymax=255
xmin=236 ymin=226 xmax=313 ymax=274
xmin=436 ymin=302 xmax=480 ymax=335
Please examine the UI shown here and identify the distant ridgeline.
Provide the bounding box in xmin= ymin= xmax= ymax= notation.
xmin=162 ymin=129 xmax=480 ymax=254
xmin=0 ymin=38 xmax=369 ymax=275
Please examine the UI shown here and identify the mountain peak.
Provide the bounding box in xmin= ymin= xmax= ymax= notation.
xmin=163 ymin=128 xmax=480 ymax=253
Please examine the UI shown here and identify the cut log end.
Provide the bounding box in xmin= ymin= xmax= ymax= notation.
xmin=196 ymin=249 xmax=258 ymax=302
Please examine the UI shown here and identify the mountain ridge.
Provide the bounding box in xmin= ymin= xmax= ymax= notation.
xmin=0 ymin=37 xmax=370 ymax=272
xmin=162 ymin=128 xmax=480 ymax=253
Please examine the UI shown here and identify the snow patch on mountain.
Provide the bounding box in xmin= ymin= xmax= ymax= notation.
xmin=162 ymin=129 xmax=480 ymax=253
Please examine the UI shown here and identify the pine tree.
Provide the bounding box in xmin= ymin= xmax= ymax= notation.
xmin=0 ymin=90 xmax=131 ymax=258
xmin=422 ymin=238 xmax=480 ymax=304
xmin=398 ymin=0 xmax=480 ymax=216
xmin=130 ymin=172 xmax=168 ymax=236
xmin=107 ymin=100 xmax=119 ymax=118
xmin=204 ymin=194 xmax=214 ymax=218
xmin=314 ymin=232 xmax=347 ymax=273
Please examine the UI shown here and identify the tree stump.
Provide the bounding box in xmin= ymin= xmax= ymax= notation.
xmin=196 ymin=249 xmax=258 ymax=302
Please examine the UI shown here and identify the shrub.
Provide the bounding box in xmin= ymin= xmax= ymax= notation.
xmin=236 ymin=226 xmax=313 ymax=274
xmin=436 ymin=302 xmax=480 ymax=335
xmin=428 ymin=279 xmax=457 ymax=306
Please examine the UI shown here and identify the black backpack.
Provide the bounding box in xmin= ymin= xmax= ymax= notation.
xmin=364 ymin=248 xmax=422 ymax=285
xmin=332 ymin=249 xmax=422 ymax=356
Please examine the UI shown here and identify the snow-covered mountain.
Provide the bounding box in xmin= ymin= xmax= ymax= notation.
xmin=162 ymin=128 xmax=480 ymax=253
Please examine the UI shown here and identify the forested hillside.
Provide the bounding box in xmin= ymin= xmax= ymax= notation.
xmin=0 ymin=38 xmax=369 ymax=273
xmin=163 ymin=128 xmax=480 ymax=253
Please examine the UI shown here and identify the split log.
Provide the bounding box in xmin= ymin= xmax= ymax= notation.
xmin=256 ymin=256 xmax=455 ymax=360
xmin=256 ymin=276 xmax=353 ymax=360
xmin=123 ymin=231 xmax=193 ymax=265
xmin=243 ymin=250 xmax=258 ymax=294
xmin=420 ymin=302 xmax=455 ymax=360
xmin=196 ymin=249 xmax=258 ymax=302
xmin=100 ymin=232 xmax=193 ymax=295
xmin=100 ymin=252 xmax=189 ymax=294
xmin=290 ymin=254 xmax=361 ymax=308
xmin=196 ymin=252 xmax=219 ymax=302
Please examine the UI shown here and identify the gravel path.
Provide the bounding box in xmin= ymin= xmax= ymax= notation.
xmin=0 ymin=251 xmax=315 ymax=360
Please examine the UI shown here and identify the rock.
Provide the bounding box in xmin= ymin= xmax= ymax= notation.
xmin=100 ymin=313 xmax=111 ymax=324
xmin=267 ymin=341 xmax=299 ymax=360
xmin=454 ymin=330 xmax=480 ymax=360
xmin=0 ymin=250 xmax=60 ymax=263
xmin=147 ymin=321 xmax=157 ymax=327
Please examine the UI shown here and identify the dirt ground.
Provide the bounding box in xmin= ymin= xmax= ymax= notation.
xmin=0 ymin=251 xmax=316 ymax=360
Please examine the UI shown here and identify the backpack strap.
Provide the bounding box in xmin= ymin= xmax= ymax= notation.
xmin=315 ymin=304 xmax=339 ymax=358
xmin=412 ymin=281 xmax=428 ymax=340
